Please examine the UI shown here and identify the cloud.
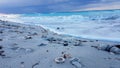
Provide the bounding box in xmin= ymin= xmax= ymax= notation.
xmin=0 ymin=0 xmax=120 ymax=13
xmin=73 ymin=0 xmax=120 ymax=11
xmin=0 ymin=0 xmax=69 ymax=7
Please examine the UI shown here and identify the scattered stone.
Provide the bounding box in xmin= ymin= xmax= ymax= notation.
xmin=21 ymin=62 xmax=24 ymax=64
xmin=0 ymin=46 xmax=3 ymax=49
xmin=46 ymin=37 xmax=55 ymax=42
xmin=91 ymin=46 xmax=98 ymax=48
xmin=56 ymin=27 xmax=64 ymax=30
xmin=96 ymin=40 xmax=98 ymax=42
xmin=0 ymin=31 xmax=3 ymax=33
xmin=32 ymin=61 xmax=40 ymax=68
xmin=25 ymin=36 xmax=32 ymax=39
xmin=38 ymin=43 xmax=47 ymax=46
xmin=90 ymin=40 xmax=94 ymax=42
xmin=63 ymin=54 xmax=72 ymax=59
xmin=94 ymin=44 xmax=112 ymax=51
xmin=46 ymin=50 xmax=49 ymax=52
xmin=57 ymin=27 xmax=60 ymax=30
xmin=20 ymin=62 xmax=25 ymax=68
xmin=25 ymin=48 xmax=34 ymax=53
xmin=115 ymin=45 xmax=120 ymax=49
xmin=61 ymin=52 xmax=65 ymax=54
xmin=1 ymin=54 xmax=5 ymax=56
xmin=74 ymin=41 xmax=81 ymax=46
xmin=0 ymin=50 xmax=5 ymax=57
xmin=0 ymin=39 xmax=3 ymax=41
xmin=63 ymin=41 xmax=68 ymax=46
xmin=32 ymin=32 xmax=38 ymax=35
xmin=110 ymin=47 xmax=120 ymax=54
xmin=41 ymin=35 xmax=47 ymax=38
xmin=93 ymin=44 xmax=120 ymax=54
xmin=0 ymin=50 xmax=4 ymax=54
xmin=70 ymin=58 xmax=82 ymax=68
xmin=11 ymin=47 xmax=19 ymax=50
xmin=13 ymin=43 xmax=18 ymax=46
xmin=81 ymin=40 xmax=87 ymax=42
xmin=54 ymin=57 xmax=65 ymax=64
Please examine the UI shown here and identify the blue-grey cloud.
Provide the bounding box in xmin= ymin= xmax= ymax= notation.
xmin=0 ymin=0 xmax=120 ymax=13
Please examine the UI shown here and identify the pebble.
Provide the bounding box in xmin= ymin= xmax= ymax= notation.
xmin=0 ymin=39 xmax=3 ymax=41
xmin=38 ymin=43 xmax=47 ymax=46
xmin=0 ymin=46 xmax=3 ymax=49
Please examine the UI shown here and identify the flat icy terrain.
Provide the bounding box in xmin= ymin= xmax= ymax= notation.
xmin=0 ymin=20 xmax=120 ymax=68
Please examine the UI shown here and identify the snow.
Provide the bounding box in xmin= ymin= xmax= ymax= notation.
xmin=0 ymin=20 xmax=120 ymax=68
xmin=0 ymin=10 xmax=120 ymax=42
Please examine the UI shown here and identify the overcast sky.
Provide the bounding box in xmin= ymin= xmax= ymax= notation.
xmin=0 ymin=0 xmax=120 ymax=13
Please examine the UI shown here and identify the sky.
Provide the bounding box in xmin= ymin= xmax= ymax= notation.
xmin=0 ymin=0 xmax=120 ymax=13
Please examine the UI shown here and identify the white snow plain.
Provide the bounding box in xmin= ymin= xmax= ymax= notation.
xmin=0 ymin=20 xmax=120 ymax=68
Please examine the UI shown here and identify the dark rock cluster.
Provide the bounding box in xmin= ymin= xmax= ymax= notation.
xmin=92 ymin=44 xmax=120 ymax=54
xmin=0 ymin=46 xmax=5 ymax=57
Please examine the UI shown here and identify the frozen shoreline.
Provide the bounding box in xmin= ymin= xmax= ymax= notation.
xmin=0 ymin=20 xmax=120 ymax=68
xmin=1 ymin=10 xmax=120 ymax=42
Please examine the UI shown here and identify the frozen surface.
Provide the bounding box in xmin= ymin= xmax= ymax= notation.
xmin=0 ymin=10 xmax=120 ymax=42
xmin=0 ymin=20 xmax=120 ymax=68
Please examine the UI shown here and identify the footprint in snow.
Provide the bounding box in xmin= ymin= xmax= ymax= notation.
xmin=70 ymin=58 xmax=82 ymax=68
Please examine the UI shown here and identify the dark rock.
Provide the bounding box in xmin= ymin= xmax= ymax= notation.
xmin=63 ymin=41 xmax=68 ymax=46
xmin=46 ymin=50 xmax=49 ymax=52
xmin=0 ymin=50 xmax=5 ymax=57
xmin=96 ymin=40 xmax=98 ymax=42
xmin=63 ymin=43 xmax=68 ymax=46
xmin=1 ymin=54 xmax=6 ymax=57
xmin=11 ymin=47 xmax=19 ymax=50
xmin=74 ymin=41 xmax=81 ymax=46
xmin=105 ymin=45 xmax=113 ymax=52
xmin=25 ymin=36 xmax=32 ymax=39
xmin=32 ymin=62 xmax=39 ymax=68
xmin=0 ymin=39 xmax=3 ymax=41
xmin=53 ymin=39 xmax=56 ymax=41
xmin=46 ymin=37 xmax=54 ymax=42
xmin=13 ymin=43 xmax=18 ymax=46
xmin=91 ymin=18 xmax=97 ymax=20
xmin=90 ymin=40 xmax=94 ymax=42
xmin=57 ymin=27 xmax=60 ymax=30
xmin=41 ymin=35 xmax=47 ymax=38
xmin=96 ymin=44 xmax=120 ymax=54
xmin=82 ymin=40 xmax=87 ymax=42
xmin=115 ymin=45 xmax=120 ymax=49
xmin=0 ymin=31 xmax=3 ymax=33
xmin=21 ymin=62 xmax=24 ymax=64
xmin=0 ymin=46 xmax=3 ymax=49
xmin=0 ymin=51 xmax=4 ymax=55
xmin=110 ymin=47 xmax=120 ymax=54
xmin=38 ymin=43 xmax=47 ymax=46
xmin=33 ymin=32 xmax=38 ymax=35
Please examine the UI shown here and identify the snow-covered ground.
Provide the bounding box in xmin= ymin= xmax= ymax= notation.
xmin=0 ymin=20 xmax=120 ymax=68
xmin=0 ymin=10 xmax=120 ymax=42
